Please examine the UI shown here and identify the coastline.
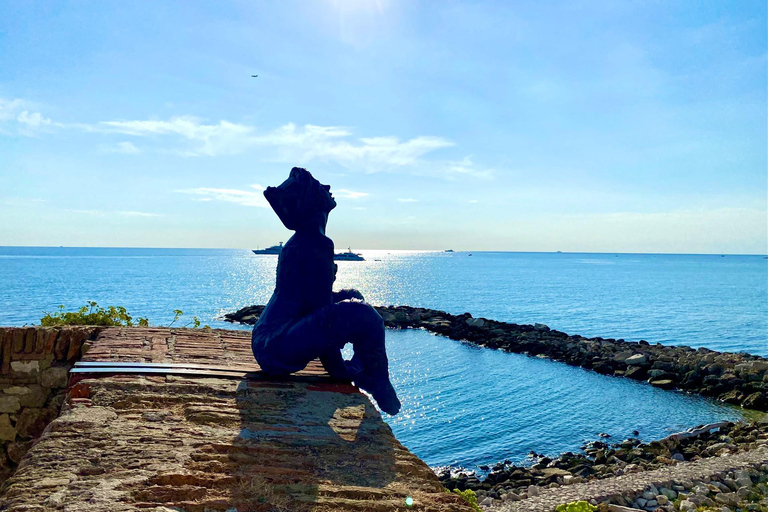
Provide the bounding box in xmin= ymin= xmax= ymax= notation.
xmin=225 ymin=304 xmax=768 ymax=413
xmin=439 ymin=420 xmax=768 ymax=505
xmin=224 ymin=304 xmax=768 ymax=510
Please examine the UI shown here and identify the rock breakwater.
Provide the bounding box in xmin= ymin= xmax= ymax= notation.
xmin=440 ymin=421 xmax=767 ymax=506
xmin=225 ymin=304 xmax=768 ymax=412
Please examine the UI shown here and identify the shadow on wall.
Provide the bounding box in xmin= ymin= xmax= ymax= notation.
xmin=230 ymin=379 xmax=397 ymax=510
xmin=167 ymin=377 xmax=398 ymax=511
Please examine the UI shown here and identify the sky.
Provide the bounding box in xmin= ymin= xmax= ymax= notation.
xmin=0 ymin=0 xmax=765 ymax=253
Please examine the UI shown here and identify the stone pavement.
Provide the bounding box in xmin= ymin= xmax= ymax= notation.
xmin=0 ymin=327 xmax=472 ymax=512
xmin=490 ymin=444 xmax=768 ymax=512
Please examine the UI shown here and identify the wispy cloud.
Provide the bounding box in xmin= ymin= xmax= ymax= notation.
xmin=0 ymin=98 xmax=58 ymax=136
xmin=335 ymin=189 xmax=369 ymax=199
xmin=443 ymin=157 xmax=494 ymax=180
xmin=0 ymin=98 xmax=492 ymax=179
xmin=1 ymin=197 xmax=47 ymax=206
xmin=100 ymin=118 xmax=454 ymax=169
xmin=66 ymin=209 xmax=160 ymax=217
xmin=106 ymin=141 xmax=140 ymax=154
xmin=175 ymin=184 xmax=268 ymax=208
xmin=397 ymin=198 xmax=418 ymax=203
xmin=100 ymin=116 xmax=255 ymax=157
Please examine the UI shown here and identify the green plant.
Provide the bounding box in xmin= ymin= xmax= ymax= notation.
xmin=41 ymin=301 xmax=149 ymax=327
xmin=446 ymin=488 xmax=482 ymax=512
xmin=167 ymin=309 xmax=203 ymax=329
xmin=555 ymin=501 xmax=597 ymax=512
xmin=40 ymin=302 xmax=208 ymax=329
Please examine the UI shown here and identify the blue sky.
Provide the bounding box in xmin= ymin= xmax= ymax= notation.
xmin=0 ymin=0 xmax=765 ymax=253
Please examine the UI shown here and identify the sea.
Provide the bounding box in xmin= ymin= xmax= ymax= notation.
xmin=1 ymin=247 xmax=766 ymax=471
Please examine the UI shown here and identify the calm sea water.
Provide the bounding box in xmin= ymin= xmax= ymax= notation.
xmin=0 ymin=247 xmax=765 ymax=468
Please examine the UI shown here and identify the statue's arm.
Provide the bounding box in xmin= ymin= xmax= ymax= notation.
xmin=333 ymin=289 xmax=365 ymax=302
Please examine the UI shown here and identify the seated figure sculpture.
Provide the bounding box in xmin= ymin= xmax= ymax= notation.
xmin=252 ymin=167 xmax=401 ymax=415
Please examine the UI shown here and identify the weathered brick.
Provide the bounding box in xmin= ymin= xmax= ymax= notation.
xmin=11 ymin=329 xmax=24 ymax=354
xmin=34 ymin=329 xmax=48 ymax=354
xmin=43 ymin=329 xmax=58 ymax=355
xmin=53 ymin=330 xmax=70 ymax=362
xmin=66 ymin=330 xmax=86 ymax=362
xmin=0 ymin=329 xmax=10 ymax=375
xmin=22 ymin=328 xmax=37 ymax=354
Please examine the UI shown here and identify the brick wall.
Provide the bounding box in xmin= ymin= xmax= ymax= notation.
xmin=0 ymin=326 xmax=99 ymax=483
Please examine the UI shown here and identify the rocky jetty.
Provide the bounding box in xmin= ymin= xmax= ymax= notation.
xmin=490 ymin=446 xmax=768 ymax=512
xmin=616 ymin=465 xmax=768 ymax=512
xmin=437 ymin=421 xmax=767 ymax=505
xmin=224 ymin=305 xmax=768 ymax=412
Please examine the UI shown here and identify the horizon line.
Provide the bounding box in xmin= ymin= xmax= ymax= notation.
xmin=1 ymin=245 xmax=766 ymax=257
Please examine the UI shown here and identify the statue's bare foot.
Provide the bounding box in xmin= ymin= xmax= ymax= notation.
xmin=355 ymin=374 xmax=401 ymax=415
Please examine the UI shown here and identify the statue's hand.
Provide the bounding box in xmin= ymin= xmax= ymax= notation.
xmin=333 ymin=288 xmax=365 ymax=302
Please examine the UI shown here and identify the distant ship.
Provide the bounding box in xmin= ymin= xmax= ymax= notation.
xmin=252 ymin=242 xmax=283 ymax=255
xmin=444 ymin=249 xmax=454 ymax=253
xmin=334 ymin=248 xmax=364 ymax=261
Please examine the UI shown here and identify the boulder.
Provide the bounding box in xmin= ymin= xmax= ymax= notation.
xmin=41 ymin=367 xmax=69 ymax=389
xmin=613 ymin=350 xmax=634 ymax=362
xmin=649 ymin=379 xmax=675 ymax=389
xmin=17 ymin=407 xmax=56 ymax=439
xmin=6 ymin=440 xmax=33 ymax=463
xmin=0 ymin=414 xmax=16 ymax=441
xmin=0 ymin=395 xmax=21 ymax=414
xmin=10 ymin=360 xmax=39 ymax=376
xmin=741 ymin=392 xmax=767 ymax=410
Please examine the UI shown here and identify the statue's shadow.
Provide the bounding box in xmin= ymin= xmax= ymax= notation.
xmin=229 ymin=376 xmax=397 ymax=510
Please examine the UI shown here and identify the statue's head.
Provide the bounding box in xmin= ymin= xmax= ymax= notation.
xmin=264 ymin=167 xmax=336 ymax=231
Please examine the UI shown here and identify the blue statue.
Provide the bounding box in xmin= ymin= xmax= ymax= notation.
xmin=252 ymin=167 xmax=401 ymax=415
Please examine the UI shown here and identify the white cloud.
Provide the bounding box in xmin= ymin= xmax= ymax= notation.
xmin=443 ymin=156 xmax=494 ymax=180
xmin=66 ymin=209 xmax=160 ymax=217
xmin=334 ymin=189 xmax=369 ymax=199
xmin=99 ymin=118 xmax=454 ymax=170
xmin=0 ymin=98 xmax=57 ymax=136
xmin=100 ymin=116 xmax=255 ymax=157
xmin=108 ymin=141 xmax=141 ymax=154
xmin=508 ymin=207 xmax=768 ymax=254
xmin=469 ymin=199 xmax=478 ymax=203
xmin=0 ymin=99 xmax=489 ymax=180
xmin=117 ymin=211 xmax=159 ymax=217
xmin=0 ymin=98 xmax=27 ymax=122
xmin=17 ymin=111 xmax=52 ymax=128
xmin=1 ymin=197 xmax=47 ymax=206
xmin=175 ymin=184 xmax=268 ymax=208
xmin=397 ymin=198 xmax=418 ymax=203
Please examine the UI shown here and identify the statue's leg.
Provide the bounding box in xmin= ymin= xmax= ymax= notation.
xmin=279 ymin=301 xmax=400 ymax=414
xmin=331 ymin=301 xmax=401 ymax=415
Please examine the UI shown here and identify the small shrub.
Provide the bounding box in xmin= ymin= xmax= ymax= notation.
xmin=446 ymin=488 xmax=482 ymax=512
xmin=167 ymin=309 xmax=203 ymax=329
xmin=555 ymin=502 xmax=597 ymax=512
xmin=40 ymin=302 xmax=208 ymax=329
xmin=41 ymin=301 xmax=148 ymax=327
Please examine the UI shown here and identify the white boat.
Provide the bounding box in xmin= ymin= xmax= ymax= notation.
xmin=334 ymin=247 xmax=364 ymax=261
xmin=252 ymin=242 xmax=283 ymax=255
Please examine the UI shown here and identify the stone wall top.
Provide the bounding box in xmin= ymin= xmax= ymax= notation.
xmin=0 ymin=326 xmax=473 ymax=511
